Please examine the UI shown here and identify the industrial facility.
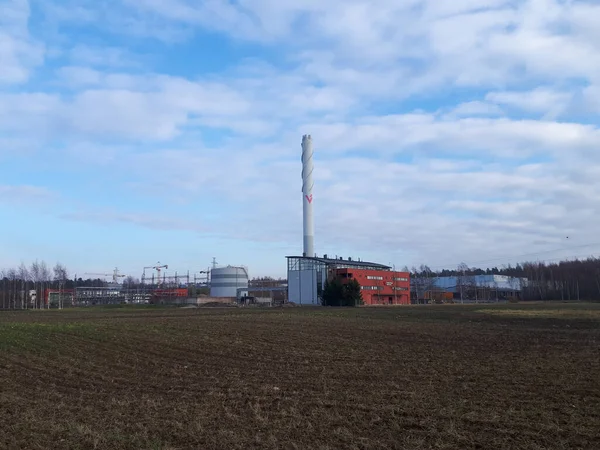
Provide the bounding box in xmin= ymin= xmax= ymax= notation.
xmin=286 ymin=134 xmax=411 ymax=306
xmin=287 ymin=256 xmax=410 ymax=305
xmin=28 ymin=133 xmax=525 ymax=309
xmin=19 ymin=133 xmax=414 ymax=310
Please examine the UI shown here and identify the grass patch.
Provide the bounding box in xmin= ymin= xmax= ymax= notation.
xmin=476 ymin=308 xmax=600 ymax=319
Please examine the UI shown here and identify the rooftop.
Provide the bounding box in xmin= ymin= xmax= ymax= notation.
xmin=286 ymin=255 xmax=391 ymax=270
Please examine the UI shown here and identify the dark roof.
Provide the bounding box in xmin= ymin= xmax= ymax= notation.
xmin=286 ymin=256 xmax=391 ymax=270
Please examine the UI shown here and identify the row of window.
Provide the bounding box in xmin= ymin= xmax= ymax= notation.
xmin=360 ymin=286 xmax=409 ymax=291
xmin=364 ymin=276 xmax=409 ymax=281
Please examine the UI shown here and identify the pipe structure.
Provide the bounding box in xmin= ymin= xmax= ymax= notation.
xmin=301 ymin=134 xmax=314 ymax=257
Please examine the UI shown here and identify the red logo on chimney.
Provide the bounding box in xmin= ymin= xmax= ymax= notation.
xmin=305 ymin=194 xmax=313 ymax=204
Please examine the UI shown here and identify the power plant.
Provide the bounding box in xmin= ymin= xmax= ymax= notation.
xmin=0 ymin=133 xmax=529 ymax=310
xmin=41 ymin=134 xmax=410 ymax=308
xmin=287 ymin=134 xmax=414 ymax=305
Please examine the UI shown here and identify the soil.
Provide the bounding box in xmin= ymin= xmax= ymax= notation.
xmin=0 ymin=303 xmax=599 ymax=449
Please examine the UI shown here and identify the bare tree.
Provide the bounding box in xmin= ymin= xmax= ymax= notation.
xmin=419 ymin=264 xmax=436 ymax=302
xmin=6 ymin=268 xmax=17 ymax=309
xmin=40 ymin=261 xmax=51 ymax=282
xmin=53 ymin=263 xmax=68 ymax=282
xmin=0 ymin=269 xmax=6 ymax=309
xmin=123 ymin=275 xmax=140 ymax=288
xmin=456 ymin=262 xmax=469 ymax=303
xmin=410 ymin=266 xmax=427 ymax=303
xmin=53 ymin=263 xmax=68 ymax=309
xmin=491 ymin=280 xmax=499 ymax=302
xmin=29 ymin=260 xmax=44 ymax=309
xmin=17 ymin=263 xmax=29 ymax=309
xmin=38 ymin=261 xmax=51 ymax=309
xmin=465 ymin=273 xmax=478 ymax=302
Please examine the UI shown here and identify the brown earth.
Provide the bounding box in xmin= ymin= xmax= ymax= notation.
xmin=0 ymin=303 xmax=599 ymax=449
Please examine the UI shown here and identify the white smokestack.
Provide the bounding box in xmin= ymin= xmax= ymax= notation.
xmin=301 ymin=134 xmax=314 ymax=257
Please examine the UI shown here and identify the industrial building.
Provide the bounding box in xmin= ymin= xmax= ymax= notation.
xmin=287 ymin=256 xmax=410 ymax=305
xmin=420 ymin=275 xmax=525 ymax=302
xmin=333 ymin=268 xmax=410 ymax=305
xmin=286 ymin=256 xmax=389 ymax=305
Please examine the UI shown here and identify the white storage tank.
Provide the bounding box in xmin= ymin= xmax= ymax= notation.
xmin=210 ymin=266 xmax=249 ymax=298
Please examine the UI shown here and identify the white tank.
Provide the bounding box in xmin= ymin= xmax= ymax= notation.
xmin=210 ymin=266 xmax=249 ymax=297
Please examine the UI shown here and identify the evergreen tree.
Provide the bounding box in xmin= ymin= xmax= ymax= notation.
xmin=322 ymin=278 xmax=344 ymax=306
xmin=342 ymin=278 xmax=364 ymax=307
xmin=322 ymin=278 xmax=363 ymax=307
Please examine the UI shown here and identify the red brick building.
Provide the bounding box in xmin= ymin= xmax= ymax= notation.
xmin=330 ymin=268 xmax=411 ymax=305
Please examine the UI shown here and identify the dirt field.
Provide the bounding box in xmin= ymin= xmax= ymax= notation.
xmin=1 ymin=303 xmax=599 ymax=449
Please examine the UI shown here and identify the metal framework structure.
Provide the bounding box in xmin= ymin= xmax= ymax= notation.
xmin=75 ymin=286 xmax=123 ymax=305
xmin=287 ymin=256 xmax=390 ymax=271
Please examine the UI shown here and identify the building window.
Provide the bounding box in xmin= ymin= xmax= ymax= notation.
xmin=366 ymin=276 xmax=384 ymax=280
xmin=394 ymin=277 xmax=408 ymax=282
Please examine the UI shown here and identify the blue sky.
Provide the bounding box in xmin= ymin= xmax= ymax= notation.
xmin=1 ymin=0 xmax=600 ymax=280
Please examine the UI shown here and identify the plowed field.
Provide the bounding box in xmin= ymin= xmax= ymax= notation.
xmin=1 ymin=303 xmax=599 ymax=449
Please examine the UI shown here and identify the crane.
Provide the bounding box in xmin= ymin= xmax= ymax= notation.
xmin=142 ymin=262 xmax=168 ymax=287
xmin=84 ymin=267 xmax=126 ymax=284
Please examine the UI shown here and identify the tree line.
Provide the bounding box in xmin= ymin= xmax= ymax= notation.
xmin=0 ymin=261 xmax=146 ymax=309
xmin=0 ymin=261 xmax=70 ymax=309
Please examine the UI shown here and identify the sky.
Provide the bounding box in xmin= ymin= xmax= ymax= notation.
xmin=1 ymin=0 xmax=600 ymax=280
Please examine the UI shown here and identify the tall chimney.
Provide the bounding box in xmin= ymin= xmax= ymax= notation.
xmin=301 ymin=134 xmax=314 ymax=257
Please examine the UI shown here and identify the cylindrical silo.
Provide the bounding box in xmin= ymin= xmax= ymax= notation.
xmin=210 ymin=266 xmax=249 ymax=298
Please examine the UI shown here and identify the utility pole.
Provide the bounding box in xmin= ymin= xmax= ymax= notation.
xmin=462 ymin=265 xmax=467 ymax=304
xmin=392 ymin=264 xmax=397 ymax=305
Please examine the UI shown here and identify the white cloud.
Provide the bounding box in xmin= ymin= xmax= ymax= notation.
xmin=303 ymin=115 xmax=600 ymax=159
xmin=583 ymin=85 xmax=600 ymax=114
xmin=0 ymin=0 xmax=44 ymax=84
xmin=74 ymin=118 xmax=598 ymax=268
xmin=0 ymin=185 xmax=56 ymax=203
xmin=68 ymin=45 xmax=142 ymax=68
xmin=446 ymin=101 xmax=504 ymax=118
xmin=2 ymin=0 xmax=600 ymax=273
xmin=60 ymin=210 xmax=214 ymax=233
xmin=486 ymin=87 xmax=573 ymax=118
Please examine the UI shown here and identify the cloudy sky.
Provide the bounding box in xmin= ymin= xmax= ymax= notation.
xmin=1 ymin=0 xmax=600 ymax=279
